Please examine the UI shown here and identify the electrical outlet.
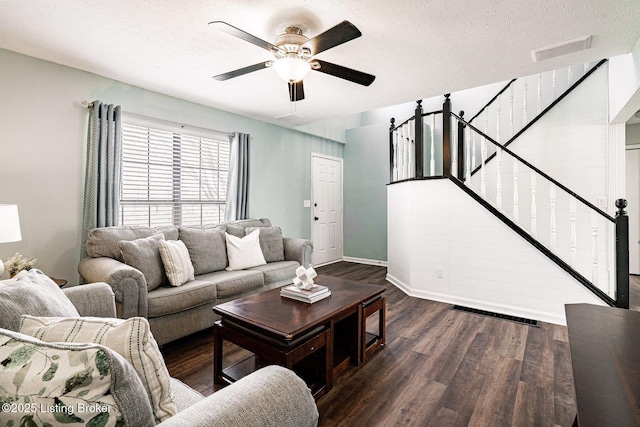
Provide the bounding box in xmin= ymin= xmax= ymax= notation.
xmin=436 ymin=267 xmax=444 ymax=279
xmin=303 ymin=200 xmax=311 ymax=208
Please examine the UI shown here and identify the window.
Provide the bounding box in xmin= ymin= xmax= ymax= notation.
xmin=119 ymin=120 xmax=230 ymax=227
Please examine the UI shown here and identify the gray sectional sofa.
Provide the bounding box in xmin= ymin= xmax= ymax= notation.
xmin=0 ymin=270 xmax=319 ymax=427
xmin=78 ymin=218 xmax=313 ymax=345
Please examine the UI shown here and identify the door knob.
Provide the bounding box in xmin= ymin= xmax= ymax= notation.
xmin=314 ymin=216 xmax=319 ymax=221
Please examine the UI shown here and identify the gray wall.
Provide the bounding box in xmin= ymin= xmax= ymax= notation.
xmin=343 ymin=123 xmax=389 ymax=262
xmin=0 ymin=48 xmax=342 ymax=281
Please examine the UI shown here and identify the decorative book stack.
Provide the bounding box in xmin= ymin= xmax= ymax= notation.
xmin=280 ymin=265 xmax=331 ymax=303
xmin=280 ymin=283 xmax=331 ymax=303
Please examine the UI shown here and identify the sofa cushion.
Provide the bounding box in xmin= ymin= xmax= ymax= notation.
xmin=196 ymin=269 xmax=264 ymax=299
xmin=179 ymin=226 xmax=228 ymax=274
xmin=246 ymin=226 xmax=285 ymax=263
xmin=159 ymin=239 xmax=195 ymax=287
xmin=20 ymin=316 xmax=176 ymax=423
xmin=119 ymin=234 xmax=167 ymax=291
xmin=147 ymin=279 xmax=218 ymax=318
xmin=0 ymin=328 xmax=154 ymax=427
xmin=225 ymin=218 xmax=272 ymax=237
xmin=0 ymin=269 xmax=79 ymax=331
xmin=86 ymin=226 xmax=178 ymax=261
xmin=226 ymin=229 xmax=267 ymax=271
xmin=247 ymin=261 xmax=300 ymax=286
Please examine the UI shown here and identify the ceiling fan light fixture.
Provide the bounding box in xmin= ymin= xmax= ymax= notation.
xmin=272 ymin=56 xmax=311 ymax=83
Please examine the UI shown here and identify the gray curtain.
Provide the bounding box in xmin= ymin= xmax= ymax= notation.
xmin=80 ymin=101 xmax=122 ymax=258
xmin=225 ymin=132 xmax=250 ymax=221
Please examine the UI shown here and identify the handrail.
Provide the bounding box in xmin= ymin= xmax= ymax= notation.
xmin=390 ymin=110 xmax=442 ymax=132
xmin=448 ymin=176 xmax=617 ymax=307
xmin=468 ymin=79 xmax=517 ymax=124
xmin=451 ymin=112 xmax=615 ymax=222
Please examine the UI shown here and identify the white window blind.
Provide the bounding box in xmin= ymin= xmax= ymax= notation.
xmin=120 ymin=121 xmax=230 ymax=227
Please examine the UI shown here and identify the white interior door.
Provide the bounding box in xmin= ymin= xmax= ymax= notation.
xmin=312 ymin=154 xmax=343 ymax=266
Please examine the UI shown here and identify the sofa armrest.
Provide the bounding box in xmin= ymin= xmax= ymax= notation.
xmin=158 ymin=366 xmax=318 ymax=427
xmin=78 ymin=257 xmax=149 ymax=318
xmin=62 ymin=282 xmax=117 ymax=318
xmin=283 ymin=237 xmax=313 ymax=268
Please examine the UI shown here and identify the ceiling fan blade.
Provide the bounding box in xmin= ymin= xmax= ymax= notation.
xmin=209 ymin=21 xmax=282 ymax=54
xmin=303 ymin=21 xmax=362 ymax=55
xmin=213 ymin=61 xmax=270 ymax=81
xmin=288 ymin=81 xmax=305 ymax=102
xmin=313 ymin=60 xmax=375 ymax=86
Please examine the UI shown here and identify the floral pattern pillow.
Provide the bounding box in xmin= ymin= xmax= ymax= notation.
xmin=0 ymin=329 xmax=154 ymax=427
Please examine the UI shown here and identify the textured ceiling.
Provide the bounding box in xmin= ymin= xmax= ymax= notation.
xmin=1 ymin=0 xmax=639 ymax=128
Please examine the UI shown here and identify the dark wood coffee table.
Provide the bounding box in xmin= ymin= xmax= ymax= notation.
xmin=213 ymin=275 xmax=386 ymax=398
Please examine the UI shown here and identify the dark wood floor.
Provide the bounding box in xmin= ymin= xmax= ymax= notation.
xmin=630 ymin=275 xmax=640 ymax=312
xmin=161 ymin=262 xmax=576 ymax=427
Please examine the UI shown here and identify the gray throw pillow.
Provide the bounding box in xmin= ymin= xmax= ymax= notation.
xmin=246 ymin=226 xmax=285 ymax=263
xmin=179 ymin=226 xmax=228 ymax=274
xmin=118 ymin=234 xmax=167 ymax=291
xmin=0 ymin=269 xmax=79 ymax=331
xmin=86 ymin=226 xmax=179 ymax=261
xmin=225 ymin=218 xmax=272 ymax=237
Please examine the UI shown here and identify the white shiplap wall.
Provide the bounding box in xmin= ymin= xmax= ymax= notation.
xmin=387 ymin=179 xmax=606 ymax=325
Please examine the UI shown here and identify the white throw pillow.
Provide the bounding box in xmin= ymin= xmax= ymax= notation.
xmin=159 ymin=239 xmax=195 ymax=286
xmin=225 ymin=229 xmax=267 ymax=270
xmin=19 ymin=315 xmax=177 ymax=423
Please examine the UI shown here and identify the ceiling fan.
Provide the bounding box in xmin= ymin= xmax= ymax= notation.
xmin=209 ymin=20 xmax=376 ymax=102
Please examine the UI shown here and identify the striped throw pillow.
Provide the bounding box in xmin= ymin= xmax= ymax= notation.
xmin=159 ymin=239 xmax=195 ymax=287
xmin=19 ymin=316 xmax=176 ymax=423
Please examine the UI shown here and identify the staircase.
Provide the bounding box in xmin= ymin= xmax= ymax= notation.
xmin=388 ymin=59 xmax=629 ymax=310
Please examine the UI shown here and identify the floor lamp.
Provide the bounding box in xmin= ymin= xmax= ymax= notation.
xmin=0 ymin=204 xmax=22 ymax=278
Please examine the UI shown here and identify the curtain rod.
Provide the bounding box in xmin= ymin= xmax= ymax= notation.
xmin=81 ymin=101 xmax=234 ymax=137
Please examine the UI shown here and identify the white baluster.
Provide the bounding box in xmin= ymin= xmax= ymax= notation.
xmin=393 ymin=131 xmax=398 ymax=181
xmin=584 ymin=62 xmax=589 ymax=75
xmin=523 ymin=79 xmax=529 ymax=125
xmin=550 ymin=184 xmax=557 ymax=250
xmin=509 ymin=84 xmax=515 ymax=138
xmin=471 ymin=130 xmax=477 ymax=177
xmin=496 ymin=147 xmax=502 ymax=209
xmin=591 ymin=212 xmax=599 ymax=286
xmin=552 ymin=69 xmax=557 ymax=100
xmin=496 ymin=94 xmax=501 ymax=143
xmin=570 ymin=197 xmax=577 ymax=268
xmin=465 ymin=124 xmax=471 ymax=182
xmin=513 ymin=159 xmax=519 ymax=223
xmin=398 ymin=126 xmax=405 ymax=180
xmin=537 ymin=73 xmax=542 ymax=114
xmin=568 ymin=66 xmax=573 ymax=86
xmin=480 ymin=133 xmax=487 ymax=197
xmin=430 ymin=114 xmax=436 ymax=176
xmin=531 ymin=173 xmax=537 ymax=237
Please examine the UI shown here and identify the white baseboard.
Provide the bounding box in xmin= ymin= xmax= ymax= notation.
xmin=342 ymin=256 xmax=387 ymax=267
xmin=385 ymin=274 xmax=566 ymax=326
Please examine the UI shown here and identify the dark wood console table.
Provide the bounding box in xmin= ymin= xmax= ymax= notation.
xmin=213 ymin=275 xmax=386 ymax=399
xmin=565 ymin=304 xmax=640 ymax=427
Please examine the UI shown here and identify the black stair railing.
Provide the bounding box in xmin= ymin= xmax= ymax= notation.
xmin=388 ymin=91 xmax=629 ymax=309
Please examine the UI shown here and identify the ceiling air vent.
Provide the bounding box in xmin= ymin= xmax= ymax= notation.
xmin=531 ymin=35 xmax=592 ymax=62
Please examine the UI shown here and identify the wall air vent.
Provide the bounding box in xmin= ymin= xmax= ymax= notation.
xmin=452 ymin=305 xmax=540 ymax=327
xmin=531 ymin=35 xmax=592 ymax=62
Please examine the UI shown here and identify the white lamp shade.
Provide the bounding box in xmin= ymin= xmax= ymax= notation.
xmin=272 ymin=57 xmax=311 ymax=83
xmin=0 ymin=204 xmax=22 ymax=243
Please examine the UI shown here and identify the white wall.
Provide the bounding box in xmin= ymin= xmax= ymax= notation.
xmin=609 ymin=37 xmax=640 ymax=123
xmin=625 ymin=146 xmax=640 ymax=274
xmin=387 ymin=179 xmax=605 ymax=325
